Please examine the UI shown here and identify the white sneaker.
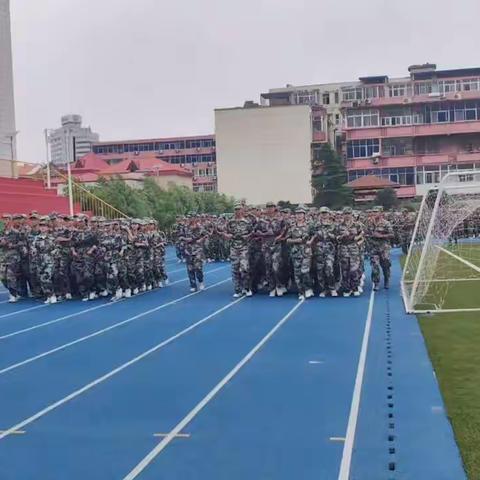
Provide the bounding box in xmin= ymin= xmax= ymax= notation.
xmin=330 ymin=290 xmax=338 ymax=297
xmin=280 ymin=286 xmax=288 ymax=295
xmin=276 ymin=287 xmax=284 ymax=297
xmin=298 ymin=294 xmax=305 ymax=301
xmin=112 ymin=288 xmax=123 ymax=301
xmin=199 ymin=282 xmax=205 ymax=291
xmin=82 ymin=296 xmax=89 ymax=302
xmin=147 ymin=285 xmax=153 ymax=291
xmin=245 ymin=290 xmax=253 ymax=297
xmin=89 ymin=292 xmax=96 ymax=301
xmin=357 ymin=286 xmax=364 ymax=294
xmin=269 ymin=289 xmax=276 ymax=297
xmin=65 ymin=293 xmax=72 ymax=300
xmin=100 ymin=290 xmax=109 ymax=297
xmin=305 ymin=289 xmax=314 ymax=299
xmin=44 ymin=297 xmax=51 ymax=304
xmin=343 ymin=292 xmax=351 ymax=298
xmin=141 ymin=284 xmax=147 ymax=292
xmin=124 ymin=288 xmax=132 ymax=298
xmin=319 ymin=292 xmax=326 ymax=298
xmin=9 ymin=294 xmax=19 ymax=303
xmin=158 ymin=281 xmax=164 ymax=288
xmin=353 ymin=291 xmax=361 ymax=297
xmin=233 ymin=292 xmax=242 ymax=298
xmin=133 ymin=288 xmax=139 ymax=295
xmin=190 ymin=287 xmax=197 ymax=293
xmin=164 ymin=278 xmax=169 ymax=286
xmin=50 ymin=295 xmax=57 ymax=304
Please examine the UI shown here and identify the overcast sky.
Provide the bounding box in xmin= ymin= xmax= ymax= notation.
xmin=10 ymin=0 xmax=480 ymax=162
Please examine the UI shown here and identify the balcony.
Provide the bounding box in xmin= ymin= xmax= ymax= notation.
xmin=345 ymin=120 xmax=480 ymax=140
xmin=312 ymin=131 xmax=327 ymax=142
xmin=347 ymin=150 xmax=480 ymax=170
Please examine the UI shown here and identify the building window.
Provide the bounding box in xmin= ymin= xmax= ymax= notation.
xmin=322 ymin=92 xmax=330 ymax=105
xmin=335 ymin=114 xmax=340 ymax=125
xmin=346 ymin=110 xmax=379 ymax=128
xmin=295 ymin=90 xmax=319 ymax=105
xmin=334 ymin=91 xmax=339 ymax=103
xmin=414 ymin=82 xmax=434 ymax=95
xmin=347 ymin=139 xmax=380 ymax=159
xmin=390 ymin=84 xmax=408 ymax=97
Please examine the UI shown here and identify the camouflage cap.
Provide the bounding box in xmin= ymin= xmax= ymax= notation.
xmin=372 ymin=205 xmax=384 ymax=212
xmin=342 ymin=207 xmax=353 ymax=214
xmin=234 ymin=201 xmax=243 ymax=210
xmin=13 ymin=213 xmax=27 ymax=220
xmin=319 ymin=206 xmax=330 ymax=214
xmin=2 ymin=214 xmax=12 ymax=220
xmin=265 ymin=201 xmax=276 ymax=208
xmin=295 ymin=204 xmax=308 ymax=214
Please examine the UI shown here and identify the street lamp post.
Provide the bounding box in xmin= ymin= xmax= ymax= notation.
xmin=44 ymin=129 xmax=52 ymax=189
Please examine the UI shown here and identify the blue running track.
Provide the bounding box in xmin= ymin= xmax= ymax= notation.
xmin=0 ymin=249 xmax=466 ymax=479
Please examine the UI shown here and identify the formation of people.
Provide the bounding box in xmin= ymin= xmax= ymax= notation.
xmin=0 ymin=205 xmax=417 ymax=304
xmin=173 ymin=203 xmax=416 ymax=300
xmin=0 ymin=213 xmax=168 ymax=304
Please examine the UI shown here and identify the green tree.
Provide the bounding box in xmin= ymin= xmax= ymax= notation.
xmin=82 ymin=177 xmax=234 ymax=231
xmin=375 ymin=187 xmax=399 ymax=210
xmin=311 ymin=143 xmax=352 ymax=208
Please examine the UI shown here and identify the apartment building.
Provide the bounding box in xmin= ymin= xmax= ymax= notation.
xmin=259 ymin=64 xmax=480 ymax=199
xmin=92 ymin=135 xmax=217 ymax=192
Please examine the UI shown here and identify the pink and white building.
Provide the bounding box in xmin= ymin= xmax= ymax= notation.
xmin=262 ymin=63 xmax=480 ymax=199
xmin=92 ymin=135 xmax=217 ymax=192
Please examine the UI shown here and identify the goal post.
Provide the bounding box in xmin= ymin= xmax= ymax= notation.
xmin=402 ymin=170 xmax=480 ymax=314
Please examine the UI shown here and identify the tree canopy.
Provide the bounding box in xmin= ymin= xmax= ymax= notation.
xmin=311 ymin=143 xmax=352 ymax=208
xmin=375 ymin=187 xmax=399 ymax=210
xmin=82 ymin=178 xmax=234 ymax=231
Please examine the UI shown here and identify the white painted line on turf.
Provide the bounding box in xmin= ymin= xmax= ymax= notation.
xmin=436 ymin=246 xmax=480 ymax=273
xmin=0 ymin=266 xmax=229 ymax=341
xmin=123 ymin=299 xmax=304 ymax=480
xmin=0 ymin=303 xmax=48 ymax=320
xmin=330 ymin=437 xmax=345 ymax=442
xmin=0 ymin=278 xmax=231 ymax=375
xmin=0 ymin=295 xmax=244 ymax=441
xmin=337 ymin=290 xmax=375 ymax=480
xmin=308 ymin=360 xmax=324 ymax=365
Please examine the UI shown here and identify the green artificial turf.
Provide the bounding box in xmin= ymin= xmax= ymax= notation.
xmin=419 ymin=312 xmax=480 ymax=479
xmin=402 ymin=247 xmax=480 ymax=479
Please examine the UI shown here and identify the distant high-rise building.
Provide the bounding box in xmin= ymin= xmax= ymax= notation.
xmin=0 ymin=0 xmax=17 ymax=165
xmin=49 ymin=115 xmax=100 ymax=165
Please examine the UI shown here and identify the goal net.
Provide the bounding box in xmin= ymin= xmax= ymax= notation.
xmin=402 ymin=170 xmax=480 ymax=313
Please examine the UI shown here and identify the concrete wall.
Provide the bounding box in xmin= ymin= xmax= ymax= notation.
xmin=215 ymin=105 xmax=313 ymax=204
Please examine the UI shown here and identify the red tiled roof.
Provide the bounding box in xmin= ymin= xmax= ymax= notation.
xmin=347 ymin=175 xmax=399 ymax=190
xmin=73 ymin=152 xmax=192 ymax=180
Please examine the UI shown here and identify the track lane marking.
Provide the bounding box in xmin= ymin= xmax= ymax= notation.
xmin=0 ymin=304 xmax=48 ymax=319
xmin=337 ymin=290 xmax=375 ymax=480
xmin=123 ymin=299 xmax=304 ymax=480
xmin=0 ymin=277 xmax=231 ymax=375
xmin=0 ymin=266 xmax=228 ymax=340
xmin=0 ymin=295 xmax=245 ymax=441
xmin=153 ymin=433 xmax=190 ymax=439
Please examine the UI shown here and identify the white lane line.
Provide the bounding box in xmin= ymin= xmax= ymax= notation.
xmin=0 ymin=300 xmax=10 ymax=305
xmin=0 ymin=278 xmax=231 ymax=376
xmin=0 ymin=295 xmax=245 ymax=440
xmin=0 ymin=304 xmax=48 ymax=320
xmin=330 ymin=437 xmax=345 ymax=442
xmin=123 ymin=299 xmax=304 ymax=480
xmin=0 ymin=266 xmax=228 ymax=341
xmin=337 ymin=290 xmax=375 ymax=480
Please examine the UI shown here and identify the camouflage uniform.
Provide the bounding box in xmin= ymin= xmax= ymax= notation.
xmin=30 ymin=231 xmax=56 ymax=298
xmin=337 ymin=211 xmax=363 ymax=295
xmin=0 ymin=227 xmax=24 ymax=297
xmin=227 ymin=213 xmax=253 ymax=295
xmin=312 ymin=212 xmax=337 ymax=294
xmin=181 ymin=223 xmax=206 ymax=289
xmin=285 ymin=211 xmax=313 ymax=296
xmin=368 ymin=214 xmax=394 ymax=289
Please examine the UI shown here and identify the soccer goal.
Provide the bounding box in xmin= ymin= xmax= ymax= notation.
xmin=402 ymin=170 xmax=480 ymax=313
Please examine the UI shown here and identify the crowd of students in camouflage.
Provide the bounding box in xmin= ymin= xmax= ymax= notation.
xmin=172 ymin=203 xmax=417 ymax=300
xmin=0 ymin=206 xmax=417 ymax=304
xmin=0 ymin=213 xmax=168 ymax=304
